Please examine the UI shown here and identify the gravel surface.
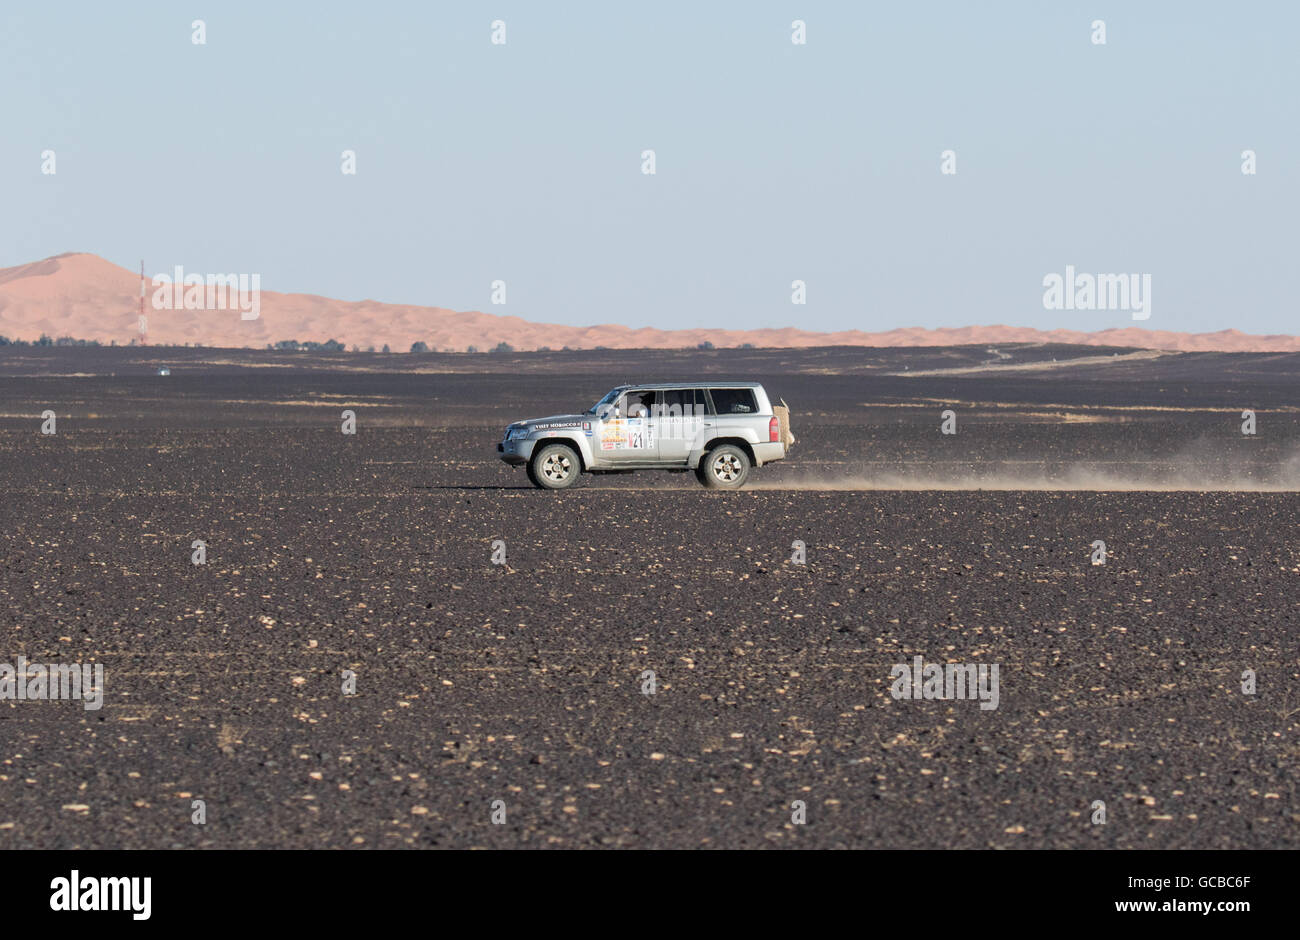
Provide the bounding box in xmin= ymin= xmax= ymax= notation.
xmin=1 ymin=346 xmax=1296 ymax=848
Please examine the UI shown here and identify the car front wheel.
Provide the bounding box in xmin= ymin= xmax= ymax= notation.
xmin=530 ymin=443 xmax=581 ymax=490
xmin=698 ymin=444 xmax=751 ymax=489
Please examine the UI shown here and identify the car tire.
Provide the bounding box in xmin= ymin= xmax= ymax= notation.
xmin=530 ymin=443 xmax=581 ymax=490
xmin=698 ymin=444 xmax=751 ymax=489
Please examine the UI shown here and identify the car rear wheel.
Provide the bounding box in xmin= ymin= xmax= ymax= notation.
xmin=698 ymin=444 xmax=751 ymax=489
xmin=530 ymin=443 xmax=581 ymax=490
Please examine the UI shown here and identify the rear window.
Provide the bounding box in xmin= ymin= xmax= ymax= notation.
xmin=708 ymin=388 xmax=758 ymax=415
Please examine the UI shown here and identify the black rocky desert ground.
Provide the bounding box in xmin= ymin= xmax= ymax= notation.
xmin=0 ymin=344 xmax=1296 ymax=848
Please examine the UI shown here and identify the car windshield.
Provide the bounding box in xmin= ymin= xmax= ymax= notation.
xmin=586 ymin=388 xmax=623 ymax=415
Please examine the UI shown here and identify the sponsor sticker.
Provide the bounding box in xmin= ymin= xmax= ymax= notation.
xmin=601 ymin=419 xmax=626 ymax=450
xmin=625 ymin=417 xmax=654 ymax=449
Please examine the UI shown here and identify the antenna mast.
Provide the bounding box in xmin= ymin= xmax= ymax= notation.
xmin=138 ymin=261 xmax=147 ymax=345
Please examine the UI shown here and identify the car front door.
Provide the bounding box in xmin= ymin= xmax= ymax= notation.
xmin=597 ymin=388 xmax=657 ymax=463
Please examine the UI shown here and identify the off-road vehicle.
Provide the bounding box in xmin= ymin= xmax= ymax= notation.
xmin=497 ymin=382 xmax=793 ymax=490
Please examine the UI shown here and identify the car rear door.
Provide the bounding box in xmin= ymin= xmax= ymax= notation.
xmin=655 ymin=388 xmax=711 ymax=464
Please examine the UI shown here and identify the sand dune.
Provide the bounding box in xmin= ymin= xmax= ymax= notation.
xmin=2 ymin=252 xmax=1298 ymax=353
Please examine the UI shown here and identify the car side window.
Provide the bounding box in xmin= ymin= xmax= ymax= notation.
xmin=660 ymin=389 xmax=701 ymax=418
xmin=693 ymin=388 xmax=713 ymax=417
xmin=622 ymin=389 xmax=654 ymax=418
xmin=708 ymin=388 xmax=757 ymax=415
xmin=659 ymin=389 xmax=683 ymax=416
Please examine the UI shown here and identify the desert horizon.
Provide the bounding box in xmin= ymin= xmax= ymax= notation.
xmin=3 ymin=252 xmax=1299 ymax=353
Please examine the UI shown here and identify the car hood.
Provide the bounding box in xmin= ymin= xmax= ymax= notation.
xmin=518 ymin=414 xmax=588 ymax=431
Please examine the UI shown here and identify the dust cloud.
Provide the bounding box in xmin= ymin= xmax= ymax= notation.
xmin=753 ymin=445 xmax=1300 ymax=492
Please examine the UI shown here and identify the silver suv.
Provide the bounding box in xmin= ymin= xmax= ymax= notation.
xmin=498 ymin=382 xmax=793 ymax=490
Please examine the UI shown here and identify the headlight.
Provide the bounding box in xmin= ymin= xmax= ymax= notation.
xmin=506 ymin=426 xmax=529 ymax=441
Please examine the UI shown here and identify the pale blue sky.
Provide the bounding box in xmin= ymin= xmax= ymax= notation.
xmin=3 ymin=1 xmax=1295 ymax=334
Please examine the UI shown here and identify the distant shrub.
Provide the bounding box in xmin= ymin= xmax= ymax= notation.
xmin=466 ymin=345 xmax=478 ymax=353
xmin=697 ymin=341 xmax=714 ymax=350
xmin=0 ymin=335 xmax=106 ymax=347
xmin=493 ymin=342 xmax=514 ymax=353
xmin=410 ymin=341 xmax=429 ymax=353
